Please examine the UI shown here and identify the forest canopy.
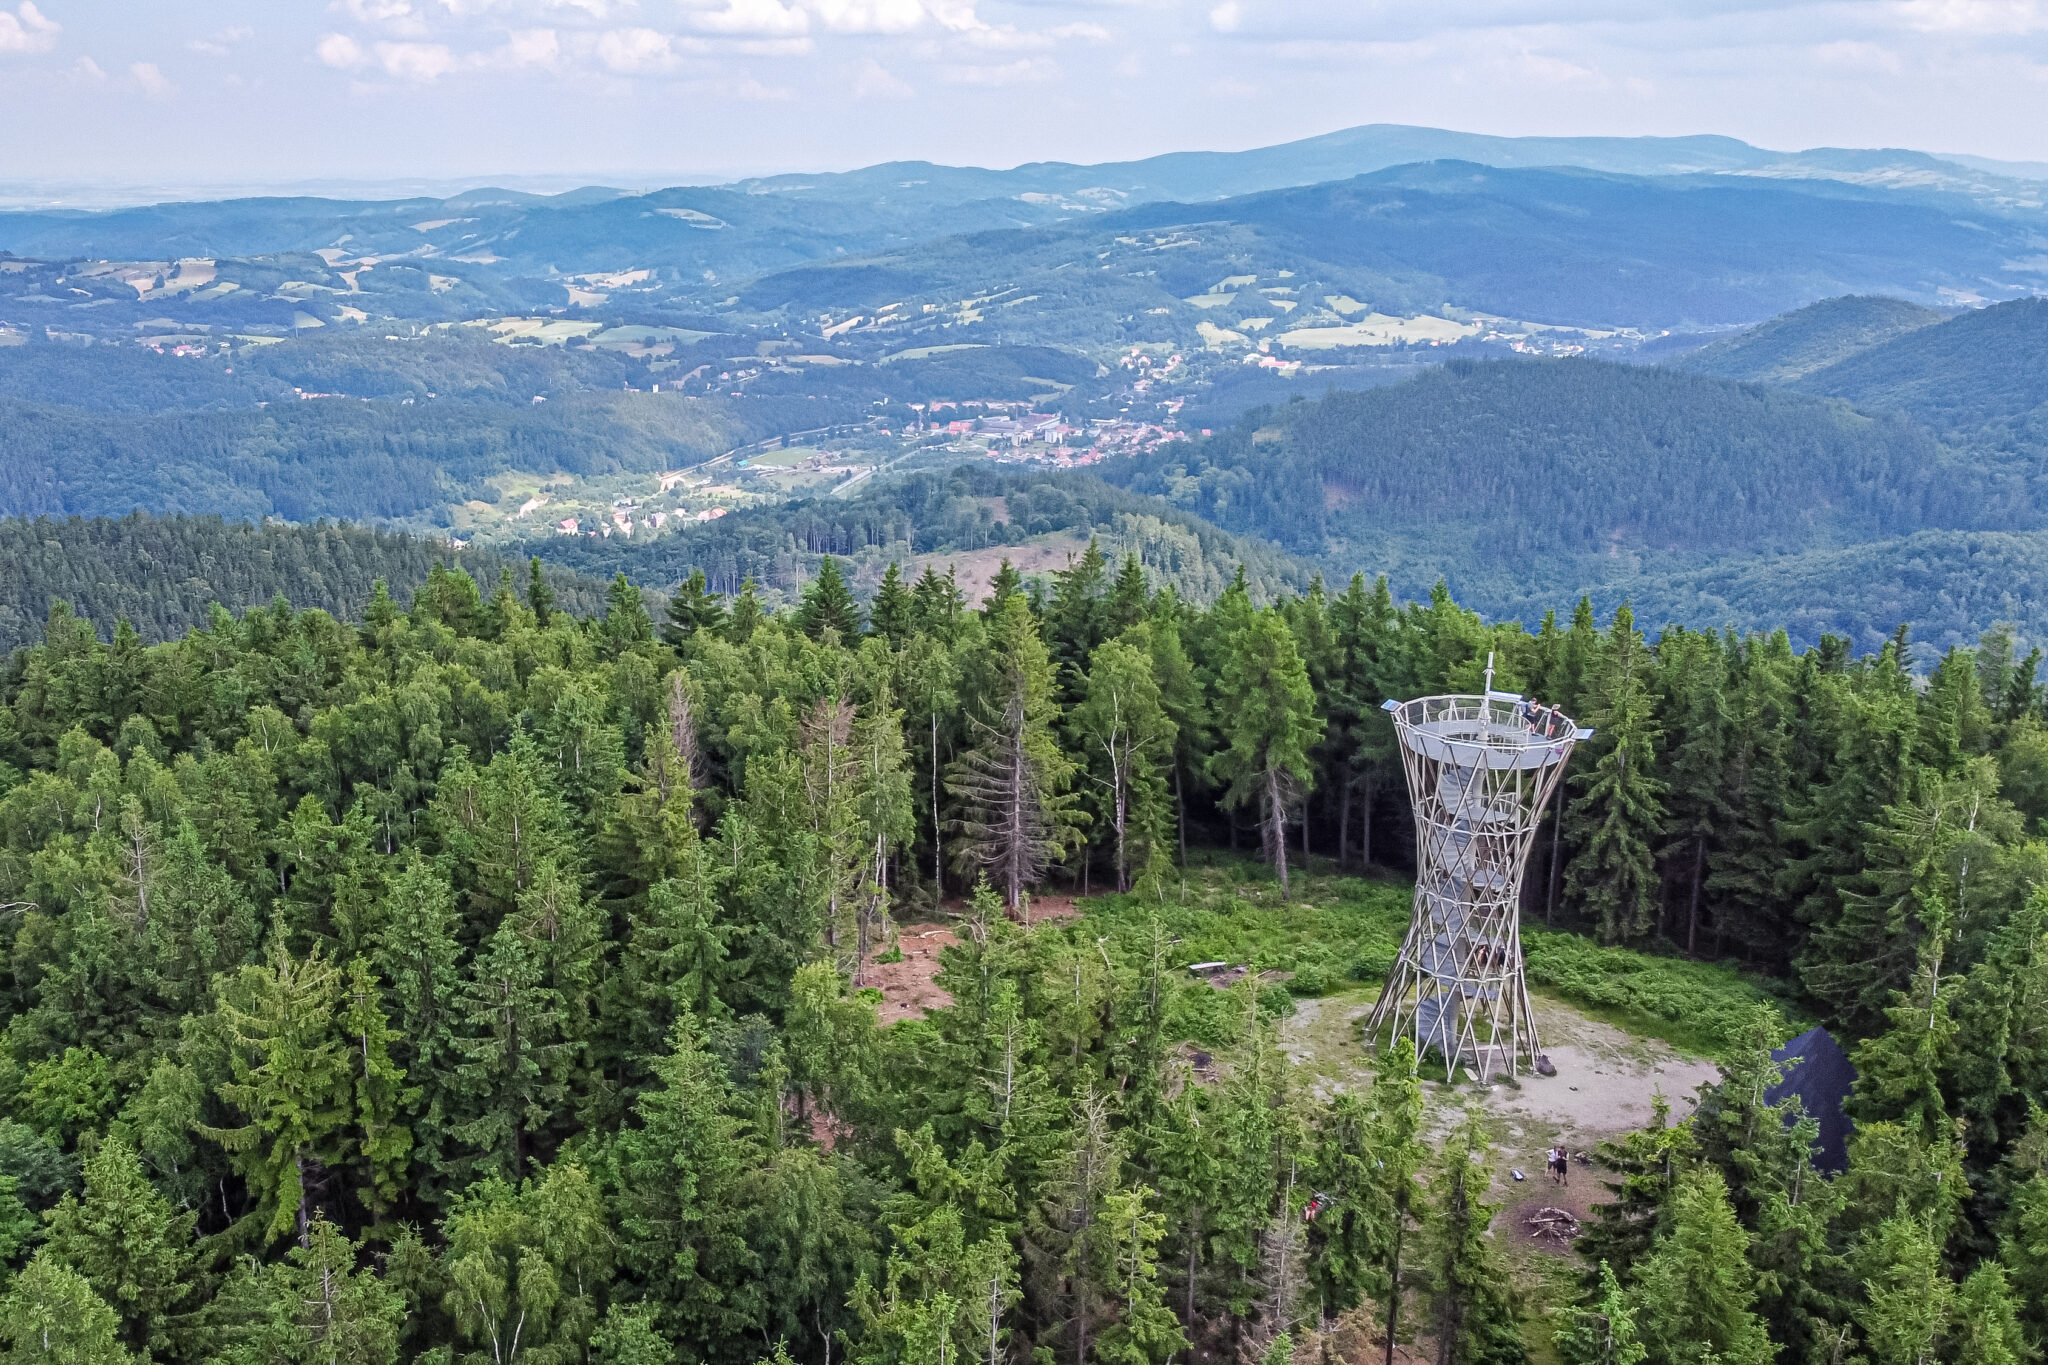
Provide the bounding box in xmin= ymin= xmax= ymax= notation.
xmin=0 ymin=550 xmax=2044 ymax=1365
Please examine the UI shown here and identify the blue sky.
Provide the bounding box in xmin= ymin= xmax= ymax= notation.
xmin=4 ymin=0 xmax=2048 ymax=191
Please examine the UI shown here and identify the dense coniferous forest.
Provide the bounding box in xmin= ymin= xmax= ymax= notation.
xmin=0 ymin=466 xmax=1305 ymax=649
xmin=0 ymin=515 xmax=614 ymax=652
xmin=1109 ymin=357 xmax=1967 ymax=566
xmin=1676 ymin=295 xmax=1946 ymax=386
xmin=0 ymin=391 xmax=864 ymax=524
xmin=535 ymin=468 xmax=1312 ymax=605
xmin=0 ymin=548 xmax=2043 ymax=1365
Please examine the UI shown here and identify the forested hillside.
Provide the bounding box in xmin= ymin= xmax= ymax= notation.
xmin=1522 ymin=528 xmax=2048 ymax=657
xmin=1674 ymin=295 xmax=1945 ymax=384
xmin=1104 ymin=357 xmax=1973 ymax=598
xmin=0 ymin=514 xmax=613 ymax=652
xmin=1794 ymin=295 xmax=2048 ymax=437
xmin=534 ymin=467 xmax=1313 ymax=608
xmin=0 ymin=329 xmax=665 ymax=413
xmin=0 ymin=391 xmax=857 ymax=522
xmin=0 ymin=554 xmax=2043 ymax=1365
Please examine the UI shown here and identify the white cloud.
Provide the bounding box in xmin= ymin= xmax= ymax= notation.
xmin=317 ymin=32 xmax=368 ymax=66
xmin=68 ymin=55 xmax=103 ymax=80
xmin=594 ymin=26 xmax=678 ymax=70
xmin=495 ymin=27 xmax=562 ymax=66
xmin=1210 ymin=1 xmax=1242 ymax=33
xmin=812 ymin=0 xmax=928 ymax=34
xmin=685 ymin=0 xmax=812 ymax=37
xmin=189 ymin=26 xmax=254 ymax=56
xmin=341 ymin=0 xmax=419 ymax=24
xmin=940 ymin=55 xmax=1056 ymax=83
xmin=376 ymin=39 xmax=461 ymax=78
xmin=130 ymin=61 xmax=175 ymax=97
xmin=925 ymin=0 xmax=986 ymax=33
xmin=853 ymin=55 xmax=914 ymax=95
xmin=734 ymin=75 xmax=795 ymax=97
xmin=0 ymin=1 xmax=59 ymax=55
xmin=1893 ymin=0 xmax=2048 ymax=34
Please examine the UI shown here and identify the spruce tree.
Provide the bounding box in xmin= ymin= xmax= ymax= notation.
xmin=1652 ymin=628 xmax=1731 ymax=952
xmin=728 ymin=577 xmax=767 ymax=641
xmin=602 ymin=572 xmax=655 ymax=656
xmin=1784 ymin=640 xmax=1920 ymax=1002
xmin=0 ymin=1254 xmax=131 ymax=1365
xmin=911 ymin=564 xmax=966 ymax=641
xmin=1554 ymin=1263 xmax=1645 ymax=1365
xmin=215 ymin=1215 xmax=405 ymax=1365
xmin=338 ymin=956 xmax=415 ymax=1220
xmin=982 ymin=560 xmax=1023 ymax=619
xmin=1365 ymin=1040 xmax=1428 ymax=1365
xmin=795 ymin=557 xmax=863 ymax=641
xmin=1855 ymin=1213 xmax=1953 ymax=1365
xmin=1092 ymin=1186 xmax=1186 ymax=1365
xmin=1705 ymin=631 xmax=1797 ymax=963
xmin=1999 ymin=1174 xmax=2048 ymax=1347
xmin=369 ymin=852 xmax=464 ymax=1201
xmin=870 ymin=562 xmax=915 ymax=645
xmin=1108 ymin=553 xmax=1149 ymax=633
xmin=1211 ymin=609 xmax=1320 ymax=896
xmin=1628 ymin=1165 xmax=1772 ymax=1365
xmin=898 ymin=631 xmax=962 ymax=897
xmin=1074 ymin=638 xmax=1174 ymax=893
xmin=1421 ymin=1116 xmax=1527 ymax=1365
xmin=525 ymin=557 xmax=553 ymax=627
xmin=1950 ymin=1263 xmax=2028 ymax=1365
xmin=947 ymin=593 xmax=1082 ymax=913
xmin=198 ymin=941 xmax=355 ymax=1245
xmin=663 ymin=568 xmax=728 ymax=646
xmin=614 ymin=1022 xmax=757 ymax=1356
xmin=450 ymin=922 xmax=569 ymax=1183
xmin=1564 ymin=604 xmax=1668 ymax=944
xmin=1046 ymin=539 xmax=1111 ymax=697
xmin=1809 ymin=758 xmax=2016 ymax=1036
xmin=40 ymin=1136 xmax=200 ymax=1360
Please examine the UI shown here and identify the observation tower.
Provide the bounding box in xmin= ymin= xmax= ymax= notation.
xmin=1364 ymin=659 xmax=1588 ymax=1081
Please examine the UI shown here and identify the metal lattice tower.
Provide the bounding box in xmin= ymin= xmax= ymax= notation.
xmin=1364 ymin=662 xmax=1588 ymax=1081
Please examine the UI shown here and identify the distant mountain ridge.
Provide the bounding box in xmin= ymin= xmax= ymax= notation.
xmin=3 ymin=122 xmax=2042 ymax=276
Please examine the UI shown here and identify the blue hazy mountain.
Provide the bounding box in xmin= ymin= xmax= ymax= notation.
xmin=731 ymin=163 xmax=2044 ymax=334
xmin=4 ymin=122 xmax=2042 ymax=279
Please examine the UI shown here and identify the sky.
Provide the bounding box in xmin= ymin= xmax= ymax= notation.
xmin=4 ymin=0 xmax=2048 ymax=194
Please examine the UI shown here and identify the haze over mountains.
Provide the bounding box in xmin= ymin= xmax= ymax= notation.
xmin=7 ymin=122 xmax=2048 ymax=654
xmin=7 ymin=122 xmax=2048 ymax=343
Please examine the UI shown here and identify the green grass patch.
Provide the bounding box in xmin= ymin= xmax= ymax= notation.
xmin=739 ymin=445 xmax=818 ymax=469
xmin=1062 ymin=855 xmax=1804 ymax=1057
xmin=1062 ymin=856 xmax=1409 ymax=1047
xmin=1523 ymin=930 xmax=1808 ymax=1058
